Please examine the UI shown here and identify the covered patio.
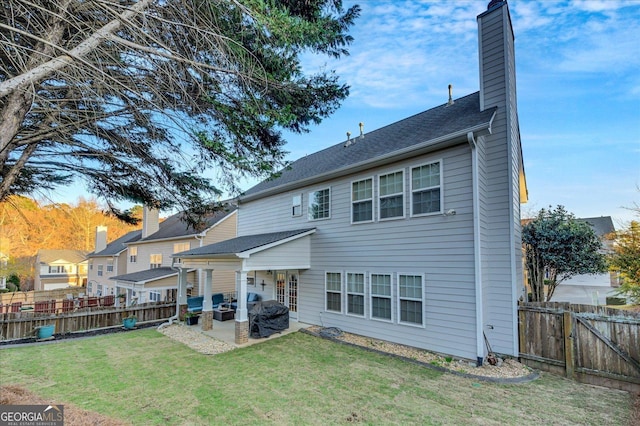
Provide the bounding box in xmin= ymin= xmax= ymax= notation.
xmin=171 ymin=228 xmax=316 ymax=344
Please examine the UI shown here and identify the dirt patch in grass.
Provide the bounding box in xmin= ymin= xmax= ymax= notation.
xmin=0 ymin=385 xmax=129 ymax=426
xmin=632 ymin=393 xmax=640 ymax=426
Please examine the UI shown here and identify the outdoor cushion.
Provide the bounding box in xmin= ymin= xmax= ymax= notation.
xmin=187 ymin=296 xmax=204 ymax=313
xmin=212 ymin=293 xmax=224 ymax=308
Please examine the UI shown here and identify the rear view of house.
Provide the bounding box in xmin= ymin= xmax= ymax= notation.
xmin=174 ymin=0 xmax=527 ymax=363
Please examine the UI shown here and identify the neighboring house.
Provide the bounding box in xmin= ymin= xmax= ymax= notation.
xmin=33 ymin=249 xmax=88 ymax=291
xmin=561 ymin=216 xmax=616 ymax=287
xmin=174 ymin=0 xmax=527 ymax=363
xmin=86 ymin=227 xmax=142 ymax=297
xmin=98 ymin=205 xmax=237 ymax=305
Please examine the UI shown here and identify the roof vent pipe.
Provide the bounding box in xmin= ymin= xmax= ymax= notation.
xmin=344 ymin=131 xmax=352 ymax=147
xmin=359 ymin=122 xmax=365 ymax=139
xmin=447 ymin=84 xmax=454 ymax=106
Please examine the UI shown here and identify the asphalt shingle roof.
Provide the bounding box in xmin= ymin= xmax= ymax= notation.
xmin=88 ymin=229 xmax=142 ymax=257
xmin=141 ymin=205 xmax=237 ymax=242
xmin=176 ymin=228 xmax=316 ymax=257
xmin=578 ymin=217 xmax=615 ymax=237
xmin=110 ymin=266 xmax=177 ymax=283
xmin=38 ymin=249 xmax=88 ymax=264
xmin=243 ymin=92 xmax=496 ymax=198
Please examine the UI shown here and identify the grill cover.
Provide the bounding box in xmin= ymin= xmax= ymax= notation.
xmin=248 ymin=300 xmax=289 ymax=338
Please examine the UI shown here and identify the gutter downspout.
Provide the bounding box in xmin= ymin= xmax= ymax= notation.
xmin=158 ymin=265 xmax=181 ymax=329
xmin=468 ymin=131 xmax=484 ymax=366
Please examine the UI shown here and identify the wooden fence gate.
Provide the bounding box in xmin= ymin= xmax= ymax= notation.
xmin=518 ymin=302 xmax=640 ymax=392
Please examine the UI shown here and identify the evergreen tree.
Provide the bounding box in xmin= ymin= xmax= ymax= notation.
xmin=0 ymin=0 xmax=360 ymax=228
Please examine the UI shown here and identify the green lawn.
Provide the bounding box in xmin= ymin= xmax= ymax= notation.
xmin=0 ymin=329 xmax=633 ymax=425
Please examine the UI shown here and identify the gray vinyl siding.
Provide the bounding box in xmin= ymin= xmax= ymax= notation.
xmin=478 ymin=4 xmax=519 ymax=356
xmin=240 ymin=145 xmax=480 ymax=359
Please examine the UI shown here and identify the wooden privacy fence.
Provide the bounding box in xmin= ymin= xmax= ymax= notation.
xmin=518 ymin=302 xmax=640 ymax=392
xmin=0 ymin=302 xmax=176 ymax=341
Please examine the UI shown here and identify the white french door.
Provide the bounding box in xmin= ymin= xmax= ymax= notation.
xmin=275 ymin=270 xmax=298 ymax=320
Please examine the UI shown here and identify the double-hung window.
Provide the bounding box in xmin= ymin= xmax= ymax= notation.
xmin=173 ymin=242 xmax=190 ymax=254
xmin=325 ymin=272 xmax=342 ymax=312
xmin=398 ymin=274 xmax=423 ymax=325
xmin=379 ymin=171 xmax=404 ymax=219
xmin=150 ymin=254 xmax=162 ymax=269
xmin=129 ymin=247 xmax=137 ymax=263
xmin=97 ymin=264 xmax=103 ymax=277
xmin=351 ymin=178 xmax=373 ymax=223
xmin=411 ymin=161 xmax=442 ymax=216
xmin=106 ymin=259 xmax=114 ymax=273
xmin=346 ymin=273 xmax=365 ymax=316
xmin=149 ymin=291 xmax=161 ymax=302
xmin=292 ymin=194 xmax=302 ymax=217
xmin=309 ymin=188 xmax=331 ymax=220
xmin=370 ymin=274 xmax=392 ymax=321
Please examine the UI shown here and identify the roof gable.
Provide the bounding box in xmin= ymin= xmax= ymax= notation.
xmin=38 ymin=249 xmax=88 ymax=264
xmin=243 ymin=92 xmax=495 ymax=199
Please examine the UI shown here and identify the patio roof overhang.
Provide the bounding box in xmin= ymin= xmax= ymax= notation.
xmin=172 ymin=228 xmax=316 ymax=271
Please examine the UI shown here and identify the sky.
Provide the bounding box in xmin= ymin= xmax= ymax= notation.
xmin=275 ymin=0 xmax=640 ymax=227
xmin=54 ymin=0 xmax=640 ymax=227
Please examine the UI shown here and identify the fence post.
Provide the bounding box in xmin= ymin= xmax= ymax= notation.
xmin=563 ymin=310 xmax=574 ymax=379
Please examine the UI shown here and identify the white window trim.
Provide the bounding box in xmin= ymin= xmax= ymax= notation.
xmin=397 ymin=273 xmax=425 ymax=328
xmin=324 ymin=271 xmax=342 ymax=313
xmin=350 ymin=177 xmax=374 ymax=224
xmin=106 ymin=259 xmax=114 ymax=273
xmin=346 ymin=271 xmax=366 ymax=318
xmin=410 ymin=159 xmax=443 ymax=217
xmin=370 ymin=272 xmax=393 ymax=323
xmin=97 ymin=264 xmax=104 ymax=277
xmin=308 ymin=187 xmax=331 ymax=221
xmin=378 ymin=169 xmax=405 ymax=221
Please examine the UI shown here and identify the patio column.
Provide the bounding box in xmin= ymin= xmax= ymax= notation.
xmin=234 ymin=269 xmax=249 ymax=344
xmin=177 ymin=268 xmax=188 ymax=320
xmin=202 ymin=269 xmax=214 ymax=331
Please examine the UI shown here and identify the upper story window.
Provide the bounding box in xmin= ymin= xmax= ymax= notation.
xmin=379 ymin=170 xmax=404 ymax=220
xmin=411 ymin=161 xmax=442 ymax=216
xmin=48 ymin=265 xmax=67 ymax=274
xmin=325 ymin=272 xmax=342 ymax=312
xmin=150 ymin=254 xmax=162 ymax=269
xmin=129 ymin=247 xmax=137 ymax=263
xmin=370 ymin=273 xmax=392 ymax=321
xmin=89 ymin=261 xmax=93 ymax=271
xmin=398 ymin=274 xmax=423 ymax=326
xmin=292 ymin=194 xmax=302 ymax=217
xmin=346 ymin=272 xmax=365 ymax=316
xmin=173 ymin=242 xmax=190 ymax=254
xmin=308 ymin=188 xmax=330 ymax=220
xmin=351 ymin=178 xmax=373 ymax=223
xmin=97 ymin=264 xmax=103 ymax=276
xmin=106 ymin=259 xmax=114 ymax=273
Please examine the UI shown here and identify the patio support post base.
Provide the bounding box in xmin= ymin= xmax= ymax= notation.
xmin=235 ymin=320 xmax=248 ymax=344
xmin=202 ymin=311 xmax=213 ymax=331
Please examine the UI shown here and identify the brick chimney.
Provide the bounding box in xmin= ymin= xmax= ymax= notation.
xmin=95 ymin=226 xmax=107 ymax=253
xmin=142 ymin=206 xmax=160 ymax=239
